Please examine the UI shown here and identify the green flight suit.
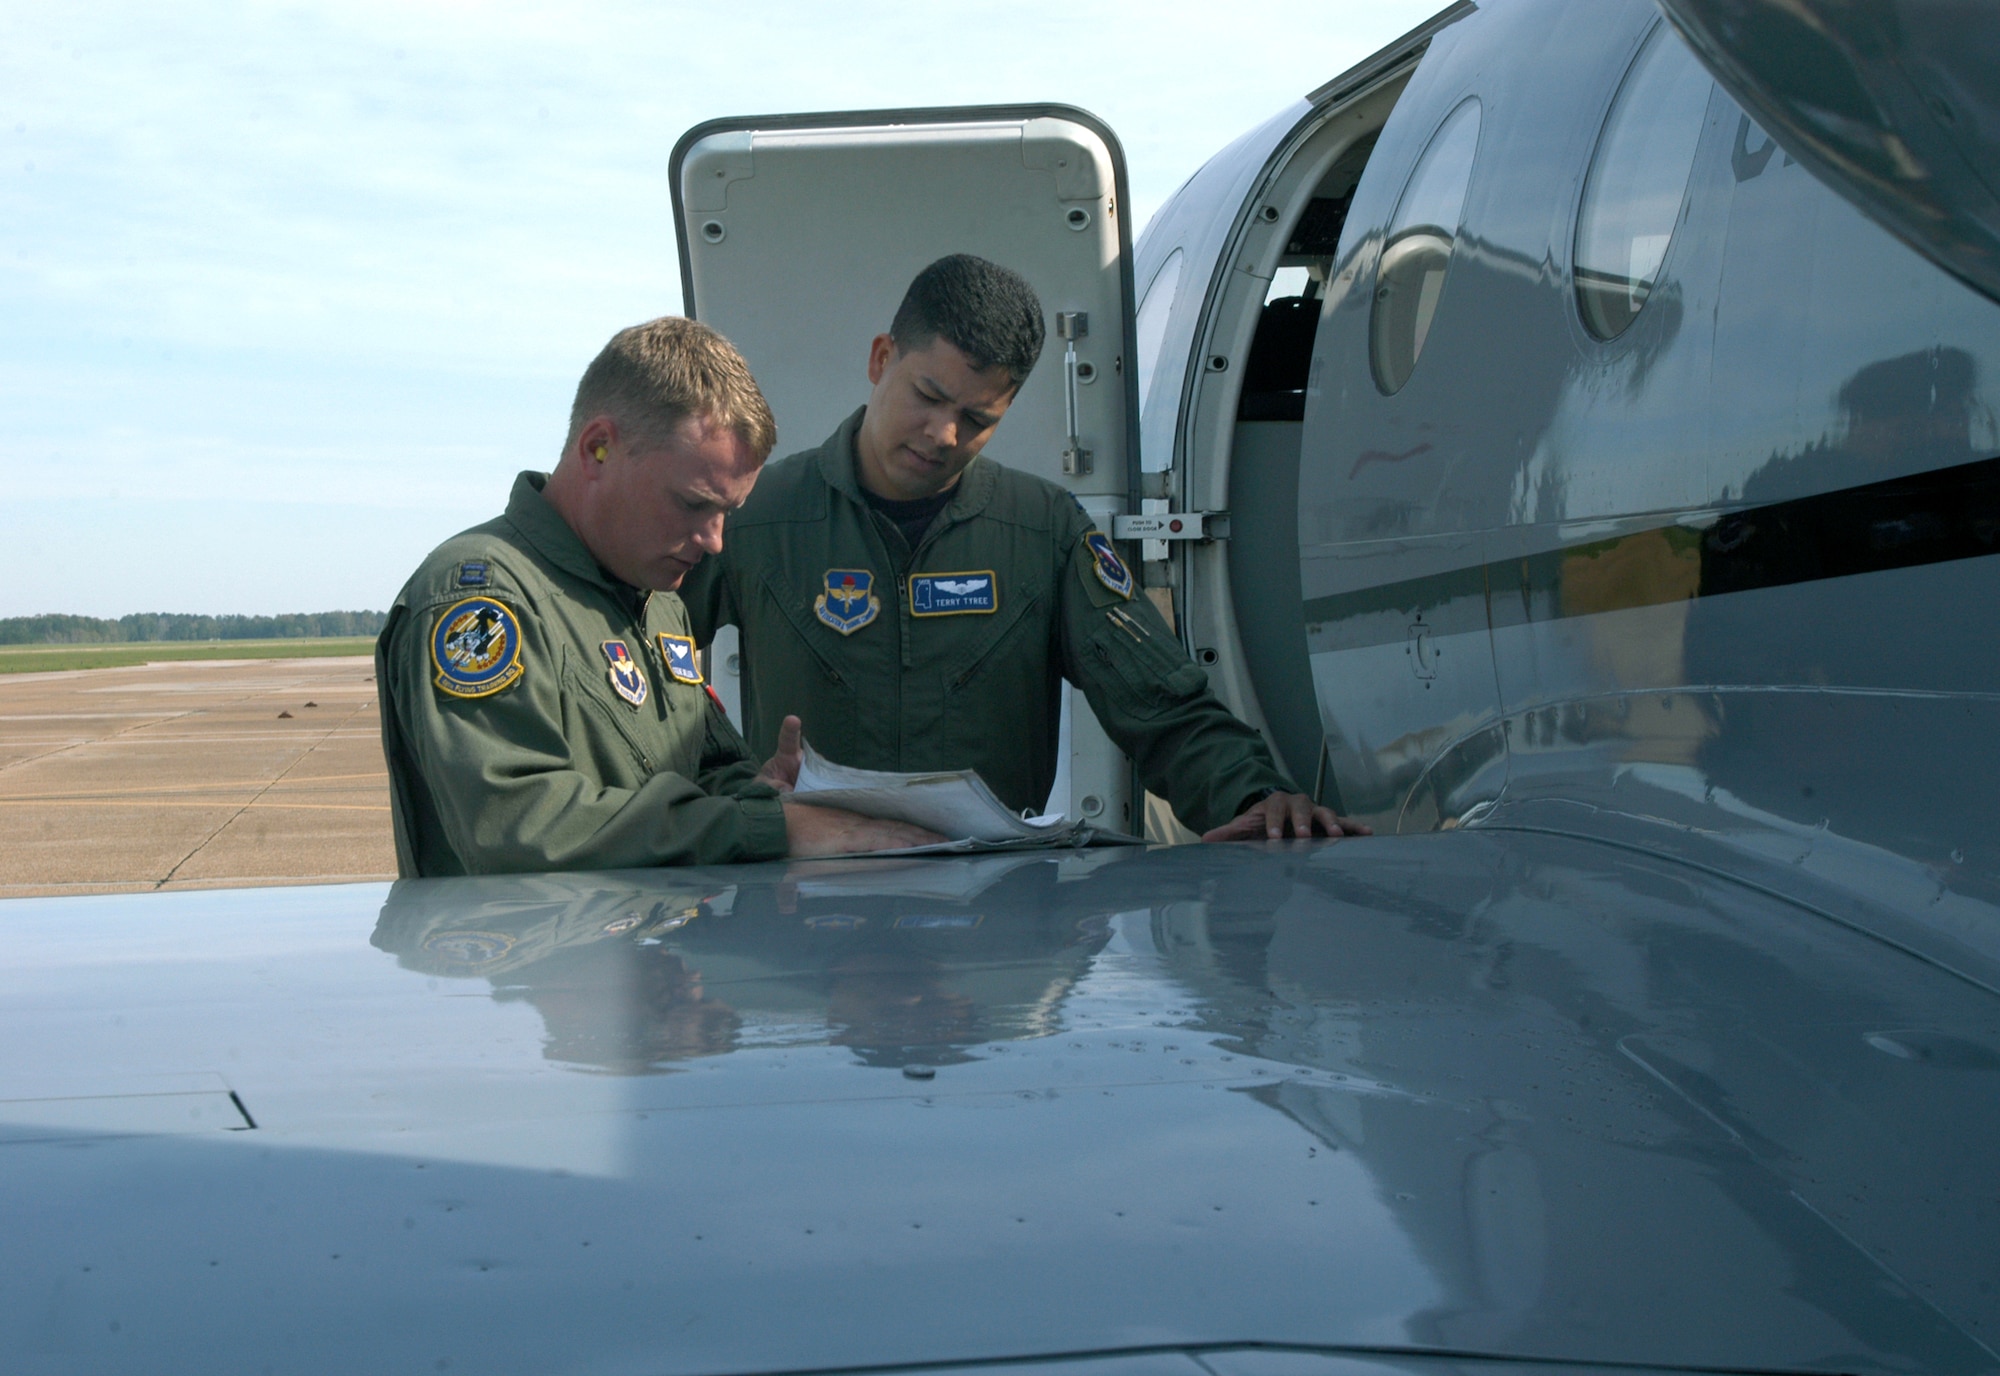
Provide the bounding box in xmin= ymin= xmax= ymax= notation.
xmin=678 ymin=408 xmax=1295 ymax=834
xmin=376 ymin=472 xmax=789 ymax=878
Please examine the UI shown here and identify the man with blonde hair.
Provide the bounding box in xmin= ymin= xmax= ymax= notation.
xmin=377 ymin=316 xmax=937 ymax=876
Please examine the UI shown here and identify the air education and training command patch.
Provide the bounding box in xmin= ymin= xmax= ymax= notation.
xmin=432 ymin=596 xmax=525 ymax=699
xmin=601 ymin=640 xmax=649 ymax=707
xmin=1084 ymin=530 xmax=1135 ymax=599
xmin=910 ymin=570 xmax=998 ymax=617
xmin=657 ymin=633 xmax=704 ymax=684
xmin=815 ymin=568 xmax=881 ymax=635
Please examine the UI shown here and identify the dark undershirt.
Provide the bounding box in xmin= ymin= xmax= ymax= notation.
xmin=860 ymin=484 xmax=955 ymax=551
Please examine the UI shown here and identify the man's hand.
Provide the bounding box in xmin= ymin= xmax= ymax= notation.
xmin=1201 ymin=791 xmax=1373 ymax=842
xmin=756 ymin=714 xmax=806 ymax=792
xmin=782 ymin=799 xmax=945 ymax=857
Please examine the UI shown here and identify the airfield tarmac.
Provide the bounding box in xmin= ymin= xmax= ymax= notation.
xmin=0 ymin=656 xmax=394 ymax=898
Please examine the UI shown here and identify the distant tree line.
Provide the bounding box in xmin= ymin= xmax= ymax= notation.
xmin=0 ymin=611 xmax=387 ymax=645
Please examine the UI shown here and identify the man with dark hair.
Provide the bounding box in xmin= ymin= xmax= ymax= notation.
xmin=889 ymin=253 xmax=1046 ymax=386
xmin=680 ymin=257 xmax=1365 ymax=841
xmin=376 ymin=316 xmax=939 ymax=876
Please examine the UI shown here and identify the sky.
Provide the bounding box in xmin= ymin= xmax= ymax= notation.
xmin=0 ymin=0 xmax=1444 ymax=618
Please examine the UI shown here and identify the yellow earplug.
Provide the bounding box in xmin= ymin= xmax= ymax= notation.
xmin=593 ymin=444 xmax=608 ymax=462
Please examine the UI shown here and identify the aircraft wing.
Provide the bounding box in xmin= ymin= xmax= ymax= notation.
xmin=3 ymin=838 xmax=1995 ymax=1373
xmin=1658 ymin=0 xmax=2000 ymax=303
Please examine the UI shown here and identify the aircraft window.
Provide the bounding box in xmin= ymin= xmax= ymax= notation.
xmin=1573 ymin=24 xmax=1715 ymax=340
xmin=1370 ymin=99 xmax=1480 ymax=395
xmin=1266 ymin=267 xmax=1312 ymax=303
xmin=1135 ymin=247 xmax=1185 ymax=410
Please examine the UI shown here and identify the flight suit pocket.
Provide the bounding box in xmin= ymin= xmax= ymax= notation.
xmin=1089 ymin=634 xmax=1209 ymax=720
xmin=945 ymin=589 xmax=1047 ymax=692
xmin=560 ymin=651 xmax=654 ymax=776
xmin=759 ymin=571 xmax=858 ymax=688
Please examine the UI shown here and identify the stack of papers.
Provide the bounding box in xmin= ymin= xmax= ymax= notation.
xmin=789 ymin=744 xmax=1137 ymax=853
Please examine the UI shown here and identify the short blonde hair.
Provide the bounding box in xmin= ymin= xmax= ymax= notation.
xmin=566 ymin=316 xmax=777 ymax=461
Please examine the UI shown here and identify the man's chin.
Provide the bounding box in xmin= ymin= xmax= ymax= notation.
xmin=895 ymin=449 xmax=958 ymax=497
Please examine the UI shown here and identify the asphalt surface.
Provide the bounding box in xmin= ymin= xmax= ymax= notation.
xmin=0 ymin=655 xmax=393 ymax=898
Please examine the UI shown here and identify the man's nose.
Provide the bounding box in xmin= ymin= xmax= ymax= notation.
xmin=694 ymin=511 xmax=726 ymax=555
xmin=924 ymin=406 xmax=958 ymax=450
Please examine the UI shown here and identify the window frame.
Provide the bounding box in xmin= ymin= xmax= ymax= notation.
xmin=1568 ymin=19 xmax=1717 ymax=345
xmin=1368 ymin=95 xmax=1484 ymax=397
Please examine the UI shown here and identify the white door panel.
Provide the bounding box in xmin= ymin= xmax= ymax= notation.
xmin=676 ymin=111 xmax=1134 ymax=495
xmin=672 ymin=107 xmax=1141 ymax=828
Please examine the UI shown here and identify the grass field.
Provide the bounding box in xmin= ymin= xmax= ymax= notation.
xmin=0 ymin=638 xmax=377 ymax=675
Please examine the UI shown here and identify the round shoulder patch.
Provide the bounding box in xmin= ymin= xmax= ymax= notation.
xmin=431 ymin=596 xmax=526 ymax=699
xmin=421 ymin=929 xmax=517 ymax=970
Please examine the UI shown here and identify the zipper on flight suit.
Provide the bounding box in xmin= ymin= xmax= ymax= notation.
xmin=902 ymin=492 xmax=1038 ymax=693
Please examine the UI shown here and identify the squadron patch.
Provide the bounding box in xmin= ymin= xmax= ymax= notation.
xmin=421 ymin=929 xmax=516 ymax=970
xmin=431 ymin=596 xmax=525 ymax=699
xmin=1084 ymin=530 xmax=1135 ymax=599
xmin=600 ymin=640 xmax=648 ymax=707
xmin=656 ymin=633 xmax=704 ymax=684
xmin=815 ymin=568 xmax=881 ymax=635
xmin=910 ymin=570 xmax=998 ymax=617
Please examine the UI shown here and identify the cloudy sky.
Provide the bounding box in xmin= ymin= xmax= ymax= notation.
xmin=0 ymin=0 xmax=1441 ymax=617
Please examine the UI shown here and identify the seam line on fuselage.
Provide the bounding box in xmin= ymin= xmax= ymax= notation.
xmin=1472 ymin=820 xmax=2000 ymax=1002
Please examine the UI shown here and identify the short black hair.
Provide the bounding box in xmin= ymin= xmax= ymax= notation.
xmin=888 ymin=254 xmax=1046 ymax=388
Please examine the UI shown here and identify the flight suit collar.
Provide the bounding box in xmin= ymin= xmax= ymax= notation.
xmin=503 ymin=471 xmax=643 ymax=605
xmin=812 ymin=405 xmax=998 ymax=530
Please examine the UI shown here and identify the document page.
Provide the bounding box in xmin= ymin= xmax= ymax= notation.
xmin=790 ymin=743 xmax=1074 ymax=844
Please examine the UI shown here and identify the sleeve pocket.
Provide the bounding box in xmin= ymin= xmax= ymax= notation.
xmin=1091 ymin=636 xmax=1209 ymax=719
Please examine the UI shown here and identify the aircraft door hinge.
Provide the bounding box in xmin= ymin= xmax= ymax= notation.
xmin=1112 ymin=511 xmax=1229 ymax=542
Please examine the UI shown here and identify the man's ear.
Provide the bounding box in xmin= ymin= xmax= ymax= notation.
xmin=573 ymin=416 xmax=619 ymax=476
xmin=866 ymin=334 xmax=898 ymax=386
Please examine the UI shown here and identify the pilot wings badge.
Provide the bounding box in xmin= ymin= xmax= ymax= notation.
xmin=431 ymin=596 xmax=526 ymax=699
xmin=656 ymin=633 xmax=704 ymax=684
xmin=815 ymin=568 xmax=881 ymax=635
xmin=600 ymin=640 xmax=649 ymax=707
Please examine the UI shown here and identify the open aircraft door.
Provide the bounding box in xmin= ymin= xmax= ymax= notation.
xmin=671 ymin=106 xmax=1144 ymax=831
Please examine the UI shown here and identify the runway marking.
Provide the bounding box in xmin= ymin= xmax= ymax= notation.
xmin=0 ymin=659 xmax=391 ymax=889
xmin=0 ymin=798 xmax=389 ymax=813
xmin=1 ymin=873 xmax=396 ymax=897
xmin=0 ymin=732 xmax=379 ymax=748
xmin=0 ymin=713 xmax=185 ymax=721
xmin=0 ymin=675 xmax=364 ymax=779
xmin=157 ymin=697 xmax=377 ymax=888
xmin=0 ymin=771 xmax=386 ymax=802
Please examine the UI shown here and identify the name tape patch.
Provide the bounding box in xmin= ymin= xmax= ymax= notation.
xmin=910 ymin=570 xmax=998 ymax=617
xmin=432 ymin=596 xmax=525 ymax=699
xmin=657 ymin=632 xmax=704 ymax=684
